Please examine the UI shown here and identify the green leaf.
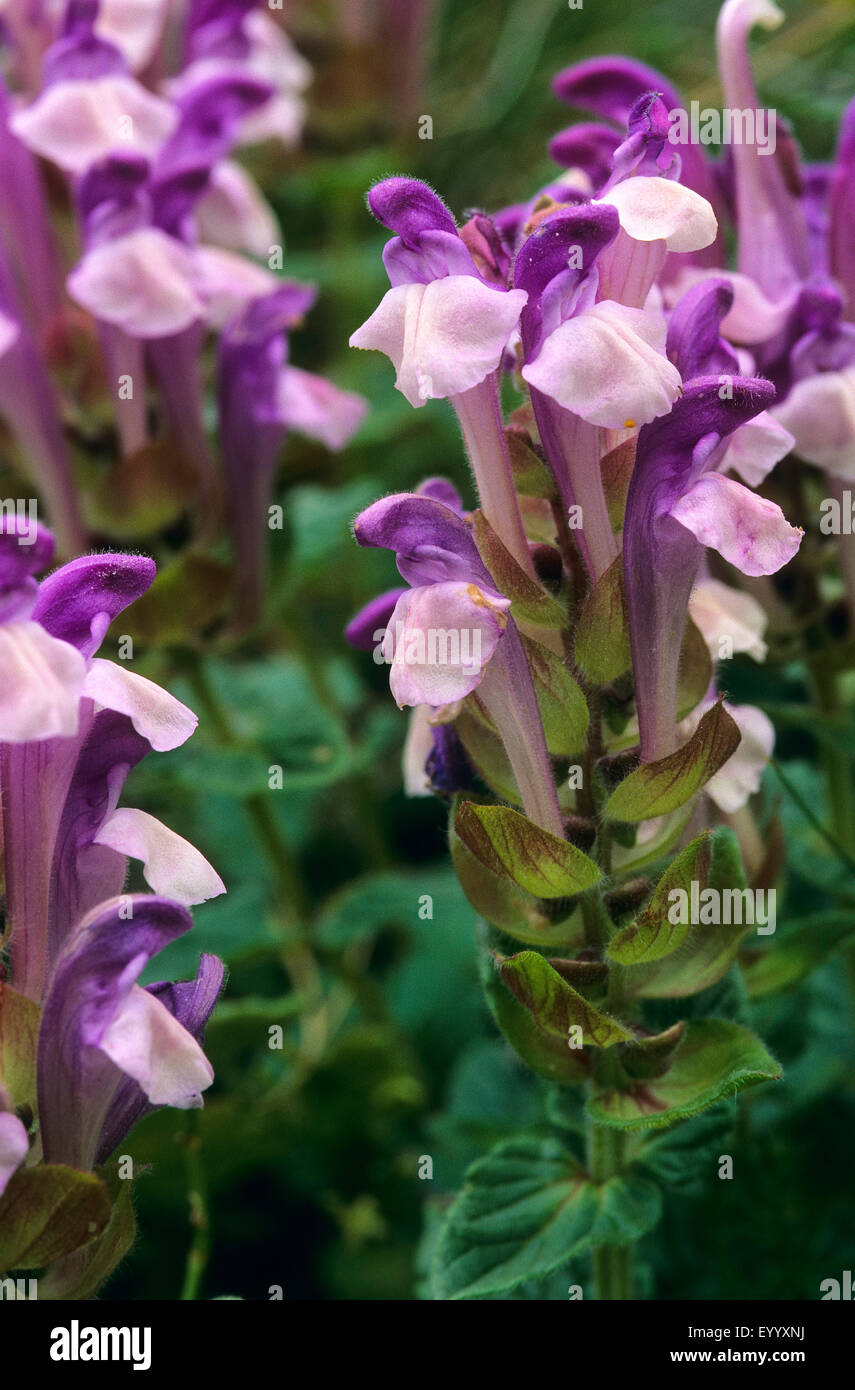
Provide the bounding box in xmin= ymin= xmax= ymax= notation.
xmin=601 ymin=438 xmax=636 ymax=532
xmin=621 ymin=828 xmax=754 ymax=998
xmin=432 ymin=1136 xmax=661 ymax=1299
xmin=38 ymin=1165 xmax=136 ymax=1300
xmin=619 ymin=1021 xmax=686 ymax=1080
xmin=608 ymin=833 xmax=712 ymax=965
xmin=637 ymin=1102 xmax=736 ymax=1194
xmin=506 ymin=427 xmax=556 ymax=500
xmin=450 ymin=815 xmax=585 ymax=947
xmin=472 ymin=511 xmax=566 ymax=628
xmin=199 ymin=656 xmax=354 ymax=792
xmin=497 ymin=951 xmax=632 ymax=1046
xmin=574 ymin=556 xmax=630 ymax=685
xmin=315 ymin=870 xmax=456 ymax=949
xmin=455 ymin=802 xmax=601 ymax=899
xmin=482 ymin=952 xmax=590 ymax=1084
xmin=0 ymin=982 xmax=39 ymax=1113
xmin=741 ymin=912 xmax=855 ymax=997
xmin=588 ymin=1020 xmax=780 ymax=1130
xmin=676 ymin=618 xmax=713 ymax=720
xmin=523 ymin=637 xmax=589 ymax=756
xmin=604 ymin=702 xmax=741 ymax=822
xmin=611 ymin=806 xmax=694 ymax=875
xmin=289 ymin=479 xmax=380 ymax=576
xmin=0 ymin=1166 xmax=111 ymax=1271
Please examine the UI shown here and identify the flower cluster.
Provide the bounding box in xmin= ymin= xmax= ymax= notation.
xmin=0 ymin=0 xmax=366 ymax=619
xmin=0 ymin=517 xmax=225 ymax=1288
xmin=346 ymin=0 xmax=852 ymax=1300
xmin=347 ymin=0 xmax=825 ymax=828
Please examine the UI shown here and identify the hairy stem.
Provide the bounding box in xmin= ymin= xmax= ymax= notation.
xmin=180 ymin=1112 xmax=210 ymax=1301
xmin=809 ymin=661 xmax=855 ymax=1017
xmin=587 ymin=1120 xmax=632 ymax=1300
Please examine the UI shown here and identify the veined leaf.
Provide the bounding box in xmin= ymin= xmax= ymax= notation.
xmin=455 ymin=802 xmax=601 ymax=899
xmin=620 ymin=828 xmax=754 ymax=998
xmin=588 ymin=1020 xmax=780 ymax=1130
xmin=676 ymin=618 xmax=713 ymax=720
xmin=450 ymin=816 xmax=585 ymax=948
xmin=472 ymin=511 xmax=566 ymax=628
xmin=604 ymin=702 xmax=740 ymax=823
xmin=741 ymin=912 xmax=855 ymax=997
xmin=456 ymin=706 xmax=522 ymax=805
xmin=608 ymin=833 xmax=712 ymax=965
xmin=482 ymin=952 xmax=590 ymax=1084
xmin=0 ymin=1166 xmax=111 ymax=1271
xmin=601 ymin=438 xmax=636 ymax=532
xmin=432 ymin=1135 xmax=661 ymax=1299
xmin=523 ymin=637 xmax=589 ymax=756
xmin=38 ymin=1164 xmax=136 ymax=1300
xmin=506 ymin=427 xmax=556 ymax=500
xmin=574 ymin=556 xmax=630 ymax=685
xmin=0 ymin=983 xmax=39 ymax=1113
xmin=497 ymin=951 xmax=632 ymax=1047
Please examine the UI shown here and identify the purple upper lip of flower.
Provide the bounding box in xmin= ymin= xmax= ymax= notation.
xmin=551 ymin=53 xmax=724 ymax=261
xmin=74 ymin=70 xmax=275 ymax=247
xmin=352 ymin=489 xmax=494 ymax=590
xmin=42 ymin=0 xmax=128 ymax=87
xmin=513 ymin=202 xmax=620 ymax=361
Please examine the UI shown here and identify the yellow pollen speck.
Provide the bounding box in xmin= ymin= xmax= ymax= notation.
xmin=624 ymin=419 xmax=636 ymax=429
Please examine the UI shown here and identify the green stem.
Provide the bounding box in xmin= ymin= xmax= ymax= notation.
xmin=587 ymin=1120 xmax=632 ymax=1300
xmin=809 ymin=663 xmax=855 ymax=1015
xmin=181 ymin=651 xmax=329 ymax=1065
xmin=812 ymin=665 xmax=855 ymax=850
xmin=180 ymin=1112 xmax=210 ymax=1301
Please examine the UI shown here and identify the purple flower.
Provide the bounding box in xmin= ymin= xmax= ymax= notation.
xmin=716 ymin=0 xmax=810 ymax=305
xmin=0 ymin=516 xmax=87 ymax=741
xmin=350 ymin=177 xmax=538 ymax=576
xmin=830 ymin=98 xmax=855 ymax=316
xmin=623 ymin=283 xmax=802 ymax=760
xmin=2 ymin=537 xmax=224 ymax=1005
xmin=350 ymin=178 xmax=527 ymax=406
xmin=10 ymin=40 xmax=175 ymax=175
xmin=553 ymin=55 xmax=720 ymax=199
xmin=351 ymin=488 xmax=564 ymax=834
xmin=178 ymin=2 xmax=310 ymax=149
xmin=37 ymin=896 xmax=222 ymax=1170
xmin=66 ymin=68 xmax=282 ymax=343
xmin=0 ymin=530 xmax=226 ymax=1185
xmin=219 ymin=285 xmax=367 ymax=626
xmin=551 ymin=55 xmax=725 ymax=270
xmin=517 ymin=205 xmax=682 ymax=429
